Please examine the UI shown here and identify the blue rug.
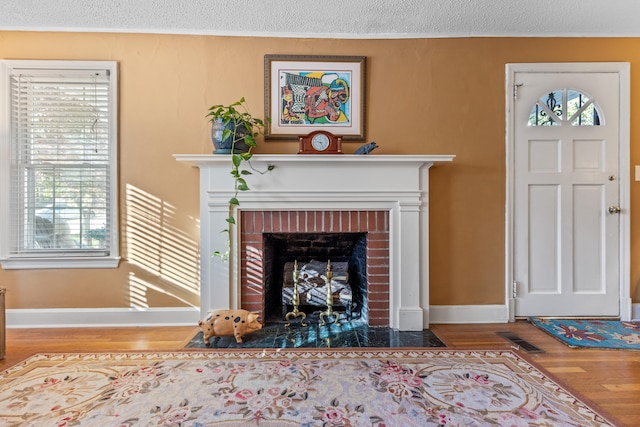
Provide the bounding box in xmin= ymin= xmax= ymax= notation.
xmin=530 ymin=317 xmax=640 ymax=350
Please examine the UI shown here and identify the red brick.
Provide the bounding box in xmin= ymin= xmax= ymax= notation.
xmin=240 ymin=212 xmax=250 ymax=232
xmin=241 ymin=302 xmax=262 ymax=312
xmin=328 ymin=212 xmax=342 ymax=233
xmin=289 ymin=211 xmax=298 ymax=232
xmin=368 ymin=300 xmax=390 ymax=310
xmin=367 ymin=291 xmax=388 ymax=299
xmin=281 ymin=211 xmax=291 ymax=232
xmin=368 ymin=250 xmax=389 ymax=259
xmin=302 ymin=211 xmax=311 ymax=232
xmin=367 ymin=265 xmax=390 ymax=277
xmin=358 ymin=211 xmax=367 ymax=231
xmin=367 ymin=281 xmax=389 ymax=290
xmin=378 ymin=211 xmax=389 ymax=231
xmin=241 ymin=285 xmax=264 ymax=297
xmin=240 ymin=212 xmax=250 ymax=231
xmin=368 ymin=317 xmax=389 ymax=327
xmin=243 ymin=274 xmax=264 ymax=286
xmin=367 ymin=283 xmax=389 ymax=293
xmin=261 ymin=211 xmax=271 ymax=232
xmin=367 ymin=239 xmax=390 ymax=250
xmin=365 ymin=211 xmax=374 ymax=231
xmin=368 ymin=310 xmax=389 ymax=318
xmin=271 ymin=212 xmax=281 ymax=232
xmin=241 ymin=231 xmax=262 ymax=244
xmin=341 ymin=211 xmax=351 ymax=232
xmin=367 ymin=231 xmax=389 ymax=242
xmin=244 ymin=238 xmax=263 ymax=250
xmin=313 ymin=211 xmax=321 ymax=231
xmin=253 ymin=211 xmax=262 ymax=233
xmin=366 ymin=237 xmax=382 ymax=247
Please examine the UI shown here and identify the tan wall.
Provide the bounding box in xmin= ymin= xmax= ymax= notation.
xmin=0 ymin=32 xmax=638 ymax=310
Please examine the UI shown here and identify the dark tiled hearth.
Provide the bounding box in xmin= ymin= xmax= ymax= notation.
xmin=185 ymin=321 xmax=446 ymax=349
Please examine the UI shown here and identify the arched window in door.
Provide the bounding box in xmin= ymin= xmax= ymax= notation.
xmin=528 ymin=89 xmax=603 ymax=126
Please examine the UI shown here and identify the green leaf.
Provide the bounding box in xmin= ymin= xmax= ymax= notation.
xmin=229 ymin=197 xmax=239 ymax=206
xmin=237 ymin=183 xmax=250 ymax=191
xmin=226 ymin=216 xmax=236 ymax=224
xmin=221 ymin=128 xmax=232 ymax=142
xmin=244 ymin=136 xmax=257 ymax=147
xmin=232 ymin=154 xmax=242 ymax=167
xmin=241 ymin=152 xmax=253 ymax=161
xmin=240 ymin=170 xmax=252 ymax=175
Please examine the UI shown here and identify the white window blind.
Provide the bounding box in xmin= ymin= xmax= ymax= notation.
xmin=0 ymin=60 xmax=119 ymax=269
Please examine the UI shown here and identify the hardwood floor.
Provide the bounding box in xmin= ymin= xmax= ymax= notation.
xmin=0 ymin=321 xmax=638 ymax=426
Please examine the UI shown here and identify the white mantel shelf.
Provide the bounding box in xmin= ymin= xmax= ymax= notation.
xmin=174 ymin=154 xmax=455 ymax=165
xmin=175 ymin=153 xmax=455 ymax=330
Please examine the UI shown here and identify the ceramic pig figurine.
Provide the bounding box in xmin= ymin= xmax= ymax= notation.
xmin=198 ymin=309 xmax=263 ymax=345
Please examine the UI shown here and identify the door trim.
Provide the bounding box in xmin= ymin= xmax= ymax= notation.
xmin=505 ymin=62 xmax=631 ymax=321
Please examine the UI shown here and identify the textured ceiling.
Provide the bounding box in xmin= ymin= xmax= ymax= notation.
xmin=1 ymin=0 xmax=639 ymax=38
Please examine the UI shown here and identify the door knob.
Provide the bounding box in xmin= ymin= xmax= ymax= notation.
xmin=608 ymin=206 xmax=621 ymax=214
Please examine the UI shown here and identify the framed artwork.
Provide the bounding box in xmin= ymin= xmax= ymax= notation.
xmin=264 ymin=55 xmax=366 ymax=140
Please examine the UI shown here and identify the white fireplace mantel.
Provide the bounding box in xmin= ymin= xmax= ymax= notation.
xmin=174 ymin=154 xmax=455 ymax=330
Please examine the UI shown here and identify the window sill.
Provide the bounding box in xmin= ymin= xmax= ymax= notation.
xmin=0 ymin=256 xmax=121 ymax=270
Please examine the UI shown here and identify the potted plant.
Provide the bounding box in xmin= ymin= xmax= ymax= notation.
xmin=207 ymin=97 xmax=265 ymax=154
xmin=206 ymin=97 xmax=273 ymax=258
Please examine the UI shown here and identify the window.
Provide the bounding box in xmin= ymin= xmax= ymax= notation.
xmin=0 ymin=60 xmax=119 ymax=269
xmin=528 ymin=88 xmax=603 ymax=126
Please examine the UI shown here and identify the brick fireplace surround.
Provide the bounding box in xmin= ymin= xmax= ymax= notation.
xmin=174 ymin=154 xmax=454 ymax=331
xmin=241 ymin=210 xmax=390 ymax=326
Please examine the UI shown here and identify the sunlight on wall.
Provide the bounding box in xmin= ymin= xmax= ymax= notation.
xmin=245 ymin=245 xmax=264 ymax=296
xmin=125 ymin=184 xmax=200 ymax=308
xmin=128 ymin=272 xmax=199 ymax=308
xmin=128 ymin=273 xmax=150 ymax=308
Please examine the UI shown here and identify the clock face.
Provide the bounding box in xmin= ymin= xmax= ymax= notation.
xmin=311 ymin=133 xmax=330 ymax=151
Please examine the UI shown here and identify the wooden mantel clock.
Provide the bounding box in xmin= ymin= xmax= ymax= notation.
xmin=298 ymin=130 xmax=343 ymax=154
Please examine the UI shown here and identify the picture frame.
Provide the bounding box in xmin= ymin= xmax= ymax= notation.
xmin=264 ymin=55 xmax=366 ymax=141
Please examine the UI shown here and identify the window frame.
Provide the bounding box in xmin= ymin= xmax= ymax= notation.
xmin=0 ymin=60 xmax=119 ymax=269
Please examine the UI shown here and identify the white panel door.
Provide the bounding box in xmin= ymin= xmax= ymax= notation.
xmin=513 ymin=70 xmax=621 ymax=317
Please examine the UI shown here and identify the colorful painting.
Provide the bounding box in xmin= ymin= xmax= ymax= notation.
xmin=264 ymin=55 xmax=366 ymax=140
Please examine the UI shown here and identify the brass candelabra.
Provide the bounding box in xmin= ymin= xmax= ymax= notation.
xmin=319 ymin=260 xmax=341 ymax=326
xmin=285 ymin=260 xmax=308 ymax=327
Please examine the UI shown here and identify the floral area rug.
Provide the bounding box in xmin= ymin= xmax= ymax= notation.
xmin=0 ymin=349 xmax=618 ymax=426
xmin=530 ymin=317 xmax=640 ymax=350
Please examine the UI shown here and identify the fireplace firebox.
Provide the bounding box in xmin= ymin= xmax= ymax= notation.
xmin=262 ymin=232 xmax=367 ymax=323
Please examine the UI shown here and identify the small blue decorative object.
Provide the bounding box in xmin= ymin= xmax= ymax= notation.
xmin=354 ymin=141 xmax=379 ymax=155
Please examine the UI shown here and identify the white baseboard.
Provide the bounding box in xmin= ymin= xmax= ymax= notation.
xmin=428 ymin=304 xmax=510 ymax=324
xmin=428 ymin=303 xmax=640 ymax=324
xmin=10 ymin=303 xmax=633 ymax=328
xmin=6 ymin=307 xmax=201 ymax=328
